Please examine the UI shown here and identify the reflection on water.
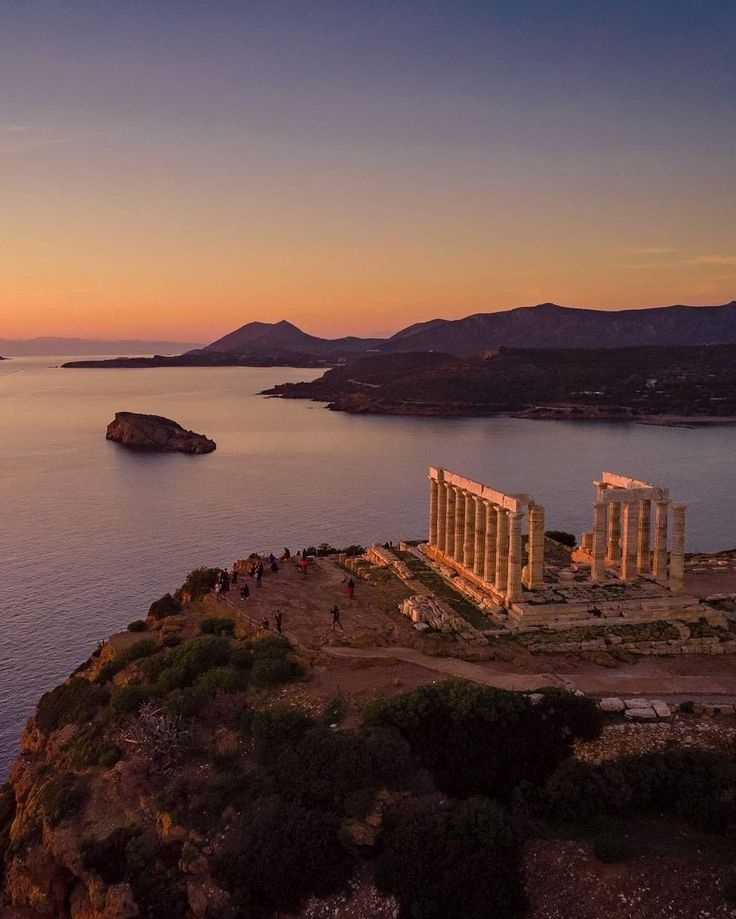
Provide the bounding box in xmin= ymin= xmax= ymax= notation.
xmin=1 ymin=356 xmax=735 ymax=773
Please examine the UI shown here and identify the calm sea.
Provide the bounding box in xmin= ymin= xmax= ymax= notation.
xmin=2 ymin=357 xmax=735 ymax=775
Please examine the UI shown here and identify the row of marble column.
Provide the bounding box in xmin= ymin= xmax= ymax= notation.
xmin=428 ymin=477 xmax=545 ymax=603
xmin=590 ymin=490 xmax=686 ymax=591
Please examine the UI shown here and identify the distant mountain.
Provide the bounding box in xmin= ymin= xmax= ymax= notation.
xmin=197 ymin=319 xmax=383 ymax=357
xmin=0 ymin=337 xmax=203 ymax=357
xmin=378 ymin=301 xmax=736 ymax=356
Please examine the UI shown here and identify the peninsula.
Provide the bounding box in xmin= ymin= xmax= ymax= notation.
xmin=106 ymin=412 xmax=216 ymax=454
xmin=263 ymin=343 xmax=736 ymax=421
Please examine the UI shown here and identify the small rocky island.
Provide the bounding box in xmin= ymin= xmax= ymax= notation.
xmin=106 ymin=412 xmax=216 ymax=454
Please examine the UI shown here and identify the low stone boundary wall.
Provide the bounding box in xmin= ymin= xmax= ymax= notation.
xmin=525 ymin=633 xmax=736 ymax=655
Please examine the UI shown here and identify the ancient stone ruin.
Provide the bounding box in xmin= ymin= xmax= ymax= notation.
xmin=422 ymin=466 xmax=722 ymax=632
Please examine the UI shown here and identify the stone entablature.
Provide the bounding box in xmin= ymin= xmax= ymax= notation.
xmin=421 ymin=465 xmax=725 ymax=635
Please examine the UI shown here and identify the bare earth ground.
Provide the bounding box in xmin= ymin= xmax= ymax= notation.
xmin=199 ymin=556 xmax=736 ymax=708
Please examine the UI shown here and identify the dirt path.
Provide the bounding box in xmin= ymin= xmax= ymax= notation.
xmin=321 ymin=645 xmax=736 ymax=700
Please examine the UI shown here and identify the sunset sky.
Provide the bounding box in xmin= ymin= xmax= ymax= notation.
xmin=2 ymin=1 xmax=735 ymax=341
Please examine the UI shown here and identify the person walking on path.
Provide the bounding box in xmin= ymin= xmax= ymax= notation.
xmin=232 ymin=569 xmax=239 ymax=585
xmin=331 ymin=605 xmax=344 ymax=632
xmin=214 ymin=580 xmax=222 ymax=602
xmin=256 ymin=560 xmax=264 ymax=588
xmin=275 ymin=611 xmax=283 ymax=634
xmin=346 ymin=578 xmax=355 ymax=602
xmin=240 ymin=583 xmax=250 ymax=600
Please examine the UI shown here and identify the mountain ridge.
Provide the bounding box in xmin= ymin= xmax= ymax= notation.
xmin=377 ymin=301 xmax=736 ymax=355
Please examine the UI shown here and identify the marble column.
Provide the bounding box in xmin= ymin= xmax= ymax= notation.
xmin=637 ymin=499 xmax=652 ymax=574
xmin=652 ymin=499 xmax=669 ymax=580
xmin=473 ymin=496 xmax=485 ymax=577
xmin=428 ymin=476 xmax=439 ymax=547
xmin=620 ymin=502 xmax=639 ymax=581
xmin=454 ymin=489 xmax=465 ymax=561
xmin=495 ymin=509 xmax=509 ymax=594
xmin=591 ymin=501 xmax=608 ymax=582
xmin=483 ymin=502 xmax=497 ymax=582
xmin=525 ymin=504 xmax=545 ymax=589
xmin=669 ymin=503 xmax=686 ymax=592
xmin=445 ymin=485 xmax=456 ymax=559
xmin=506 ymin=511 xmax=523 ymax=603
xmin=463 ymin=492 xmax=475 ymax=568
xmin=607 ymin=502 xmax=622 ymax=563
xmin=437 ymin=478 xmax=447 ymax=553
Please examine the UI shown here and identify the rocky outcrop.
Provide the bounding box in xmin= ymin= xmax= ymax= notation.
xmin=106 ymin=412 xmax=215 ymax=454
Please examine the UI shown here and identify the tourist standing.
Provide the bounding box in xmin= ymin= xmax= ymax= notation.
xmin=275 ymin=611 xmax=283 ymax=634
xmin=346 ymin=577 xmax=355 ymax=602
xmin=240 ymin=583 xmax=250 ymax=600
xmin=331 ymin=605 xmax=344 ymax=632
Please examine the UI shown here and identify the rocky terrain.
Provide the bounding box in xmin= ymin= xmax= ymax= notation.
xmin=1 ymin=553 xmax=735 ymax=919
xmin=106 ymin=413 xmax=216 ymax=454
xmin=264 ymin=344 xmax=736 ymax=420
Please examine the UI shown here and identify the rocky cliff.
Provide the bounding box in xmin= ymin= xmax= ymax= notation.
xmin=106 ymin=413 xmax=216 ymax=454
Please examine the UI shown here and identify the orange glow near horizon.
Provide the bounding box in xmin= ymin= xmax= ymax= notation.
xmin=1 ymin=4 xmax=735 ymax=342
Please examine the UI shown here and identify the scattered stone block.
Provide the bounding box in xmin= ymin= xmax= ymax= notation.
xmin=624 ymin=698 xmax=651 ymax=710
xmin=599 ymin=697 xmax=625 ymax=713
xmin=625 ymin=707 xmax=657 ymax=721
xmin=651 ymin=700 xmax=672 ymax=718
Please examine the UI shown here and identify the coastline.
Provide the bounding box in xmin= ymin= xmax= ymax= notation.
xmin=263 ymin=391 xmax=736 ymax=426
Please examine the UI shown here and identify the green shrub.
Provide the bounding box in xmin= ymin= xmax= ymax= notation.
xmin=157 ymin=636 xmax=232 ymax=692
xmin=138 ymin=650 xmax=170 ymax=683
xmin=148 ymin=593 xmax=183 ymax=619
xmin=162 ymin=633 xmax=182 ymax=648
xmin=679 ymin=700 xmax=695 ymax=713
xmin=366 ymin=681 xmax=602 ymax=800
xmin=539 ymin=749 xmax=736 ymax=834
xmin=249 ymin=634 xmax=303 ymax=687
xmin=127 ymin=620 xmax=146 ymax=633
xmin=213 ymin=797 xmax=350 ymax=917
xmin=323 ymin=693 xmax=348 ymax=725
xmin=68 ymin=725 xmax=121 ymax=768
xmin=250 ymin=706 xmax=315 ymax=756
xmin=163 ymin=686 xmax=208 ymax=719
xmin=79 ymin=827 xmax=132 ymax=884
xmin=263 ymin=724 xmax=413 ymax=817
xmin=125 ymin=834 xmax=188 ymax=919
xmin=251 ymin=656 xmax=302 ymax=688
xmin=111 ymin=685 xmax=150 ymax=716
xmin=126 ymin=638 xmax=158 ymax=661
xmin=36 ymin=678 xmax=108 ymax=734
xmin=39 ymin=774 xmax=88 ymax=825
xmin=375 ymin=797 xmax=527 ymax=919
xmin=194 ymin=665 xmax=247 ymax=695
xmin=179 ymin=568 xmax=220 ymax=602
xmin=230 ymin=646 xmax=254 ymax=669
xmin=96 ymin=658 xmax=126 ymax=684
xmin=200 ymin=617 xmax=235 ymax=636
